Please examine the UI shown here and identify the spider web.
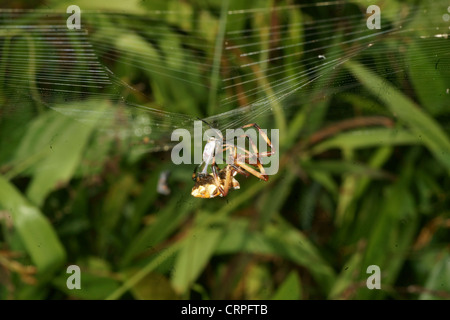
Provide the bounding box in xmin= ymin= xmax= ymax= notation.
xmin=1 ymin=0 xmax=449 ymax=157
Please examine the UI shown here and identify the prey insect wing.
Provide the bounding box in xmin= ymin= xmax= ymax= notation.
xmin=191 ymin=122 xmax=274 ymax=198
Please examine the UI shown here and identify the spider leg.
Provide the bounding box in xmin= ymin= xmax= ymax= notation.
xmin=224 ymin=136 xmax=259 ymax=167
xmin=231 ymin=141 xmax=268 ymax=181
xmin=211 ymin=157 xmax=225 ymax=196
xmin=220 ymin=165 xmax=233 ymax=197
xmin=235 ymin=160 xmax=269 ymax=181
xmin=218 ymin=123 xmax=274 ymax=184
xmin=232 ymin=124 xmax=272 ymax=164
xmin=192 ymin=164 xmax=198 ymax=181
xmin=240 ymin=123 xmax=275 ymax=157
xmin=234 ymin=139 xmax=269 ymax=181
xmin=221 ymin=143 xmax=250 ymax=178
xmin=231 ymin=164 xmax=250 ymax=177
xmin=220 ymin=143 xmax=235 ymax=164
xmin=231 ymin=134 xmax=269 ymax=179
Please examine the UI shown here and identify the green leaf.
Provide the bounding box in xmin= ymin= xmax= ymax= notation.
xmin=50 ymin=0 xmax=145 ymax=13
xmin=328 ymin=249 xmax=364 ymax=299
xmin=99 ymin=174 xmax=135 ymax=232
xmin=311 ymin=128 xmax=419 ymax=155
xmin=259 ymin=170 xmax=297 ymax=224
xmin=301 ymin=159 xmax=391 ymax=179
xmin=171 ymin=227 xmax=223 ymax=294
xmin=15 ymin=105 xmax=104 ymax=206
xmin=121 ymin=195 xmax=198 ymax=267
xmin=347 ymin=61 xmax=450 ymax=173
xmin=0 ymin=175 xmax=66 ymax=276
xmin=107 ymin=243 xmax=182 ymax=300
xmin=272 ymin=271 xmax=302 ymax=300
xmin=53 ymin=271 xmax=120 ymax=300
xmin=358 ymin=178 xmax=418 ymax=298
xmin=420 ymin=250 xmax=450 ymax=300
xmin=407 ymin=41 xmax=450 ymax=115
xmin=216 ymin=217 xmax=336 ymax=294
xmin=131 ymin=272 xmax=179 ymax=300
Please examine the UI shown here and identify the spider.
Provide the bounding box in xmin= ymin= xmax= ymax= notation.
xmin=191 ymin=123 xmax=274 ymax=198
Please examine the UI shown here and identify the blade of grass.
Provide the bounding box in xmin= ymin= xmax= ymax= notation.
xmin=272 ymin=271 xmax=302 ymax=300
xmin=310 ymin=128 xmax=419 ymax=155
xmin=347 ymin=61 xmax=450 ymax=173
xmin=207 ymin=0 xmax=229 ymax=116
xmin=106 ymin=242 xmax=181 ymax=300
xmin=0 ymin=175 xmax=66 ymax=277
xmin=171 ymin=226 xmax=224 ymax=294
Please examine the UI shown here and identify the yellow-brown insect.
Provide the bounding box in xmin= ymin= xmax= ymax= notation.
xmin=191 ymin=123 xmax=274 ymax=198
xmin=191 ymin=166 xmax=240 ymax=198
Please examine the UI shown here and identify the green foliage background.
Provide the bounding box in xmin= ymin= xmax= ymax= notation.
xmin=0 ymin=0 xmax=449 ymax=299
